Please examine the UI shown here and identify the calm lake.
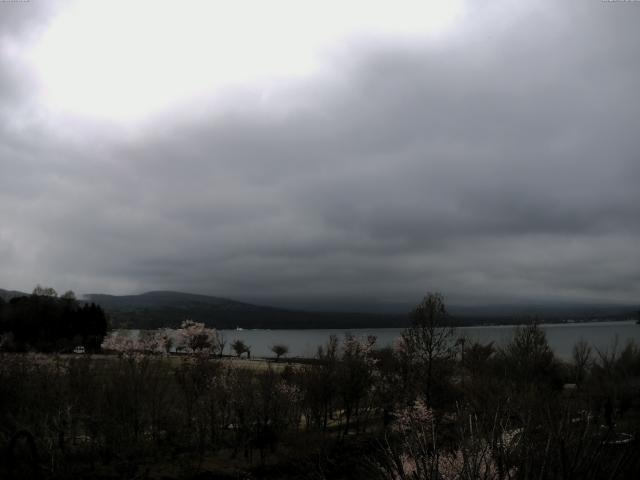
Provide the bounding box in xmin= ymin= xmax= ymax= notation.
xmin=120 ymin=320 xmax=640 ymax=359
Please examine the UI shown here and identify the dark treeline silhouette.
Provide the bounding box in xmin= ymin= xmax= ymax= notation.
xmin=0 ymin=292 xmax=639 ymax=479
xmin=0 ymin=286 xmax=108 ymax=353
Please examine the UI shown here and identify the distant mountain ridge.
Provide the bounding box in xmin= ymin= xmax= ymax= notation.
xmin=3 ymin=288 xmax=637 ymax=330
xmin=85 ymin=290 xmax=265 ymax=310
xmin=0 ymin=288 xmax=29 ymax=301
xmin=84 ymin=290 xmax=638 ymax=330
xmin=83 ymin=290 xmax=408 ymax=329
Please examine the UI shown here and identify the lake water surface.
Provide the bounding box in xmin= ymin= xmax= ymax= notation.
xmin=117 ymin=321 xmax=640 ymax=360
xmin=218 ymin=321 xmax=640 ymax=359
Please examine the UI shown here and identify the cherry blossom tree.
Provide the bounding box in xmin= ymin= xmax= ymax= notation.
xmin=176 ymin=320 xmax=219 ymax=354
xmin=101 ymin=332 xmax=138 ymax=353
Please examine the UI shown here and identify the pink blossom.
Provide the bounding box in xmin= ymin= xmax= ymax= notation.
xmin=394 ymin=397 xmax=435 ymax=433
xmin=176 ymin=319 xmax=220 ymax=354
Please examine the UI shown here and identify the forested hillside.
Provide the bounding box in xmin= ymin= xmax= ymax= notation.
xmin=85 ymin=291 xmax=408 ymax=329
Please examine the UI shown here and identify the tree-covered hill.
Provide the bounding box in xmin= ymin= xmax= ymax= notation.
xmin=85 ymin=290 xmax=638 ymax=330
xmin=84 ymin=290 xmax=409 ymax=329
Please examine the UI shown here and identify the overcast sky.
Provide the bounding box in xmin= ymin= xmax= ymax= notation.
xmin=1 ymin=0 xmax=639 ymax=311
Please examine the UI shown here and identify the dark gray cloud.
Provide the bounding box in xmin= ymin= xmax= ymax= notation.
xmin=1 ymin=0 xmax=639 ymax=310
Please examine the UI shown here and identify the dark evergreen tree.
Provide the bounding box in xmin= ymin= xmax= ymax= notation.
xmin=0 ymin=292 xmax=108 ymax=352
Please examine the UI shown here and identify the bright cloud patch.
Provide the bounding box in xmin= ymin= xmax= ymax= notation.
xmin=25 ymin=0 xmax=464 ymax=122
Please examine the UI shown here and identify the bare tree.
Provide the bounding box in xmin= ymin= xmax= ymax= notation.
xmin=32 ymin=284 xmax=58 ymax=297
xmin=503 ymin=323 xmax=555 ymax=385
xmin=400 ymin=292 xmax=455 ymax=403
xmin=215 ymin=330 xmax=227 ymax=358
xmin=231 ymin=339 xmax=249 ymax=358
xmin=572 ymin=339 xmax=592 ymax=385
xmin=61 ymin=290 xmax=77 ymax=301
xmin=270 ymin=344 xmax=289 ymax=362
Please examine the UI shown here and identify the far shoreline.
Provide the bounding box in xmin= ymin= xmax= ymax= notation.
xmin=114 ymin=317 xmax=638 ymax=332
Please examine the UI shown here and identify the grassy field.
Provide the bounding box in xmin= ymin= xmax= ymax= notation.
xmin=9 ymin=351 xmax=303 ymax=371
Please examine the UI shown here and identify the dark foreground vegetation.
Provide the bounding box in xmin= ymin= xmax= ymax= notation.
xmin=1 ymin=293 xmax=639 ymax=479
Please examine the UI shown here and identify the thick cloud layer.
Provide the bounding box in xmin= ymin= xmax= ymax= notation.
xmin=1 ymin=1 xmax=639 ymax=310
